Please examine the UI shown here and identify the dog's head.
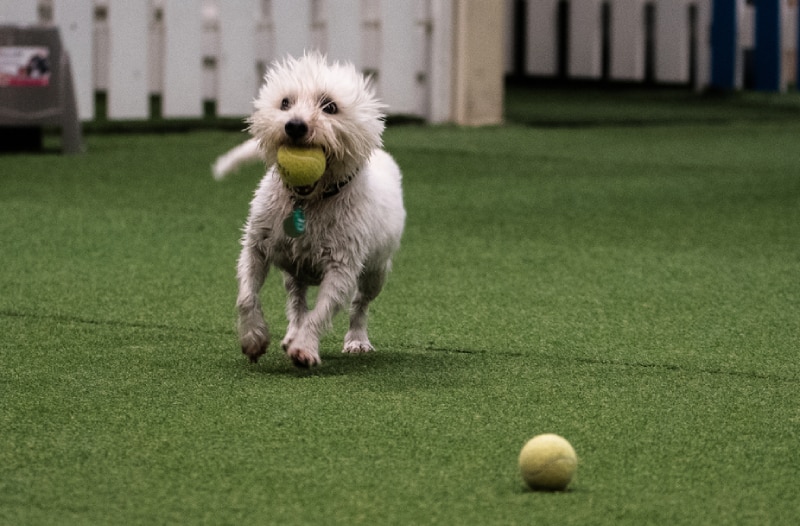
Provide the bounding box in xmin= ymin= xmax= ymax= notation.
xmin=249 ymin=52 xmax=386 ymax=187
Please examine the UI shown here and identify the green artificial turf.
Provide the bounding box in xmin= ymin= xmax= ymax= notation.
xmin=2 ymin=89 xmax=800 ymax=525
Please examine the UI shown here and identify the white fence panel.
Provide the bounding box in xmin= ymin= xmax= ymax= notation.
xmin=0 ymin=1 xmax=38 ymax=24
xmin=427 ymin=0 xmax=454 ymax=123
xmin=309 ymin=0 xmax=326 ymax=54
xmin=380 ymin=1 xmax=426 ymax=116
xmin=569 ymin=0 xmax=602 ymax=79
xmin=216 ymin=0 xmax=259 ymax=117
xmin=362 ymin=0 xmax=381 ymax=75
xmin=326 ymin=0 xmax=362 ymax=67
xmin=272 ymin=0 xmax=313 ymax=59
xmin=525 ymin=0 xmax=559 ymax=76
xmin=610 ymin=0 xmax=645 ymax=81
xmin=521 ymin=0 xmax=716 ymax=88
xmin=415 ymin=0 xmax=433 ymax=115
xmin=148 ymin=6 xmax=164 ymax=96
xmin=694 ymin=0 xmax=711 ymax=89
xmin=655 ymin=0 xmax=690 ymax=83
xmin=107 ymin=0 xmax=149 ymax=119
xmin=51 ymin=0 xmax=94 ymax=121
xmin=162 ymin=0 xmax=203 ymax=118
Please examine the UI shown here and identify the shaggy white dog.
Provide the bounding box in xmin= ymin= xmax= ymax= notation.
xmin=214 ymin=53 xmax=405 ymax=368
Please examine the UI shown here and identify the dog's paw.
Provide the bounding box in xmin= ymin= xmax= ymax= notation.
xmin=286 ymin=346 xmax=321 ymax=368
xmin=240 ymin=328 xmax=270 ymax=363
xmin=241 ymin=340 xmax=268 ymax=363
xmin=280 ymin=330 xmax=297 ymax=352
xmin=343 ymin=335 xmax=374 ymax=354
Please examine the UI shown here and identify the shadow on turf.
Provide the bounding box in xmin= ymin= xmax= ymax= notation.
xmin=231 ymin=342 xmax=483 ymax=381
xmin=234 ymin=343 xmax=800 ymax=386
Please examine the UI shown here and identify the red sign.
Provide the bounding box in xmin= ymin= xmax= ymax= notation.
xmin=0 ymin=46 xmax=51 ymax=87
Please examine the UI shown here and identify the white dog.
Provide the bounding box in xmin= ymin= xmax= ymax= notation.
xmin=215 ymin=53 xmax=405 ymax=368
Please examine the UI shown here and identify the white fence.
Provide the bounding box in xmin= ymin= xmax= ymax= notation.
xmin=1 ymin=0 xmax=452 ymax=122
xmin=1 ymin=0 xmax=798 ymax=124
xmin=513 ymin=0 xmax=711 ymax=85
xmin=509 ymin=0 xmax=796 ymax=90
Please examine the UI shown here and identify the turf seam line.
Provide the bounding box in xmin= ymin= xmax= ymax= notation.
xmin=0 ymin=308 xmax=231 ymax=336
xmin=398 ymin=342 xmax=798 ymax=384
xmin=573 ymin=357 xmax=799 ymax=384
xmin=5 ymin=309 xmax=795 ymax=384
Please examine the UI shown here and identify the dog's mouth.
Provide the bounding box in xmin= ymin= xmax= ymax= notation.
xmin=291 ymin=183 xmax=318 ymax=197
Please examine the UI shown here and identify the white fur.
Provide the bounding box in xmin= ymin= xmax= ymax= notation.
xmin=212 ymin=138 xmax=262 ymax=180
xmin=227 ymin=53 xmax=405 ymax=368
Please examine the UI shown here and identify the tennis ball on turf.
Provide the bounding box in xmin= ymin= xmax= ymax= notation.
xmin=519 ymin=433 xmax=577 ymax=491
xmin=277 ymin=146 xmax=326 ymax=187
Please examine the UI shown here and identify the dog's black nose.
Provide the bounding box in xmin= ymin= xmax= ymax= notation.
xmin=285 ymin=119 xmax=309 ymax=140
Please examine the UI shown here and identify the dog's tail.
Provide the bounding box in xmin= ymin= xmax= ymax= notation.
xmin=212 ymin=138 xmax=263 ymax=180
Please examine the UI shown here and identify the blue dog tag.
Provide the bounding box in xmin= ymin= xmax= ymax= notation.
xmin=283 ymin=207 xmax=306 ymax=238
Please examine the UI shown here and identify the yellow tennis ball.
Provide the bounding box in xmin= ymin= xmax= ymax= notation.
xmin=519 ymin=434 xmax=578 ymax=491
xmin=276 ymin=146 xmax=326 ymax=187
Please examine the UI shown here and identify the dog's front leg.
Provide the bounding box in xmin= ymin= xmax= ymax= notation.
xmin=284 ymin=265 xmax=357 ymax=368
xmin=236 ymin=239 xmax=271 ymax=363
xmin=281 ymin=274 xmax=308 ymax=350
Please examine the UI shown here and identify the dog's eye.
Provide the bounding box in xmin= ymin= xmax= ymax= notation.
xmin=280 ymin=98 xmax=291 ymax=111
xmin=321 ymin=99 xmax=338 ymax=115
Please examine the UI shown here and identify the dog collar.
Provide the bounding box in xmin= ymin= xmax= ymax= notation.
xmin=283 ymin=170 xmax=359 ymax=238
xmin=321 ymin=170 xmax=357 ymax=199
xmin=286 ymin=169 xmax=358 ymax=201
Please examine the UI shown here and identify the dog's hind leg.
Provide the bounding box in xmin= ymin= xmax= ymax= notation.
xmin=343 ymin=263 xmax=389 ymax=354
xmin=236 ymin=240 xmax=271 ymax=363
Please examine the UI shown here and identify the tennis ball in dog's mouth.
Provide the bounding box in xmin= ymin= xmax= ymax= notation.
xmin=519 ymin=433 xmax=577 ymax=491
xmin=276 ymin=146 xmax=326 ymax=187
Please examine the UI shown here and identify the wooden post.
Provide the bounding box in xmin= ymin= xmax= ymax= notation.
xmin=451 ymin=0 xmax=505 ymax=126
